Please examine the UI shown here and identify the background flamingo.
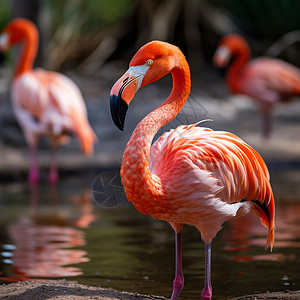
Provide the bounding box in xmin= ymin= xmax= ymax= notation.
xmin=0 ymin=18 xmax=97 ymax=184
xmin=110 ymin=40 xmax=275 ymax=300
xmin=213 ymin=34 xmax=300 ymax=138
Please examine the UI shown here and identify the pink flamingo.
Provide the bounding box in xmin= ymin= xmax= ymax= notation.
xmin=110 ymin=40 xmax=275 ymax=299
xmin=213 ymin=34 xmax=300 ymax=138
xmin=0 ymin=18 xmax=97 ymax=184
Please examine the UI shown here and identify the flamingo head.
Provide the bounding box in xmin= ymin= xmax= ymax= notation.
xmin=213 ymin=34 xmax=250 ymax=68
xmin=110 ymin=40 xmax=180 ymax=130
xmin=0 ymin=18 xmax=38 ymax=51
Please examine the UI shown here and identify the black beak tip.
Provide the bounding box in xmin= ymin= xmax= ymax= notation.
xmin=110 ymin=94 xmax=128 ymax=131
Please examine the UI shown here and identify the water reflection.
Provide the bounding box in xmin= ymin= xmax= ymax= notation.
xmin=0 ymin=184 xmax=95 ymax=282
xmin=221 ymin=202 xmax=300 ymax=262
xmin=1 ymin=179 xmax=300 ymax=299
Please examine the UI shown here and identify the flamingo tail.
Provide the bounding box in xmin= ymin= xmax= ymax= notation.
xmin=252 ymin=188 xmax=275 ymax=251
xmin=73 ymin=115 xmax=97 ymax=155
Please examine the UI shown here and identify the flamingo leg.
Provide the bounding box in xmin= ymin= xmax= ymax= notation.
xmin=201 ymin=242 xmax=212 ymax=300
xmin=262 ymin=108 xmax=272 ymax=139
xmin=28 ymin=146 xmax=39 ymax=184
xmin=171 ymin=231 xmax=184 ymax=300
xmin=48 ymin=142 xmax=59 ymax=184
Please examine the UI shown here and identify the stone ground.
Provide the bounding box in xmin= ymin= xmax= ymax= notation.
xmin=1 ymin=64 xmax=300 ymax=179
xmin=1 ymin=64 xmax=300 ymax=175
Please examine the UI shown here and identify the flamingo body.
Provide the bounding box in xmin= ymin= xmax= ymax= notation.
xmin=110 ymin=41 xmax=275 ymax=299
xmin=234 ymin=58 xmax=300 ymax=105
xmin=213 ymin=34 xmax=300 ymax=137
xmin=0 ymin=18 xmax=97 ymax=183
xmin=12 ymin=69 xmax=95 ymax=154
xmin=148 ymin=125 xmax=273 ymax=243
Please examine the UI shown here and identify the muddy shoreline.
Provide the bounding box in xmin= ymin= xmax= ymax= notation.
xmin=0 ymin=280 xmax=300 ymax=300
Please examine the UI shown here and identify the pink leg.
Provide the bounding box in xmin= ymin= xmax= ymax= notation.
xmin=48 ymin=145 xmax=59 ymax=184
xmin=28 ymin=146 xmax=39 ymax=185
xmin=262 ymin=109 xmax=272 ymax=139
xmin=201 ymin=242 xmax=212 ymax=300
xmin=171 ymin=231 xmax=184 ymax=300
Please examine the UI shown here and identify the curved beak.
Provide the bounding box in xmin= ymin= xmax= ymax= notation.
xmin=110 ymin=65 xmax=148 ymax=131
xmin=213 ymin=45 xmax=231 ymax=68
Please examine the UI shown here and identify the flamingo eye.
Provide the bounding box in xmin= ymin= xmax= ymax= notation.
xmin=146 ymin=59 xmax=153 ymax=66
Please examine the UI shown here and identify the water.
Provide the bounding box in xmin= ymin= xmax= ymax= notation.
xmin=0 ymin=172 xmax=300 ymax=299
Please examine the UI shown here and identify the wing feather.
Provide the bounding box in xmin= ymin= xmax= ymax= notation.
xmin=150 ymin=124 xmax=274 ymax=247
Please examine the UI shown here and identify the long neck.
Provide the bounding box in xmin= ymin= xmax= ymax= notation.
xmin=227 ymin=44 xmax=250 ymax=93
xmin=14 ymin=30 xmax=38 ymax=78
xmin=121 ymin=60 xmax=191 ymax=213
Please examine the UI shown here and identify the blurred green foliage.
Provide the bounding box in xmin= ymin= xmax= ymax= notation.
xmin=0 ymin=1 xmax=13 ymax=29
xmin=0 ymin=0 xmax=136 ymax=70
xmin=210 ymin=0 xmax=300 ymax=41
xmin=0 ymin=0 xmax=134 ymax=30
xmin=46 ymin=0 xmax=135 ymax=34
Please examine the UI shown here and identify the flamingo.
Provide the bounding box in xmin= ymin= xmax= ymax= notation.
xmin=110 ymin=40 xmax=275 ymax=299
xmin=213 ymin=34 xmax=300 ymax=138
xmin=0 ymin=18 xmax=97 ymax=184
